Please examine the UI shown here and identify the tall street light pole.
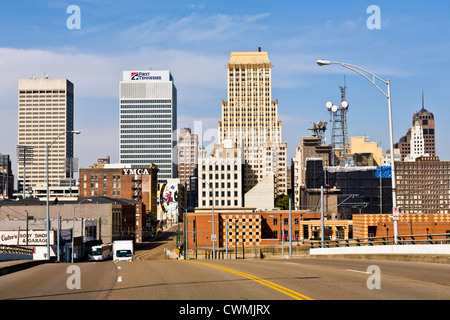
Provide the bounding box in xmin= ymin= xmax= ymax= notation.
xmin=72 ymin=198 xmax=92 ymax=263
xmin=317 ymin=60 xmax=398 ymax=244
xmin=46 ymin=130 xmax=80 ymax=260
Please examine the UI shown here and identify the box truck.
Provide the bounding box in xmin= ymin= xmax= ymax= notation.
xmin=113 ymin=240 xmax=134 ymax=262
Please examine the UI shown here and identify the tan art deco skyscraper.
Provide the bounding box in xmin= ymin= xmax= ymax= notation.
xmin=219 ymin=49 xmax=287 ymax=197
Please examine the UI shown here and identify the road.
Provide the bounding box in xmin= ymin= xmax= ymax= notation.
xmin=0 ymin=231 xmax=449 ymax=301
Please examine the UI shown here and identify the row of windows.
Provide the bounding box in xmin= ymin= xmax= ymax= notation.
xmin=120 ymin=139 xmax=172 ymax=144
xmin=202 ymin=200 xmax=239 ymax=206
xmin=202 ymin=190 xmax=239 ymax=198
xmin=120 ymin=159 xmax=172 ymax=164
xmin=20 ymin=90 xmax=66 ymax=94
xmin=120 ymin=109 xmax=172 ymax=114
xmin=121 ymin=145 xmax=171 ymax=149
xmin=120 ymin=119 xmax=172 ymax=123
xmin=120 ymin=125 xmax=172 ymax=129
xmin=121 ymin=149 xmax=171 ymax=154
xmin=120 ymin=99 xmax=172 ymax=104
xmin=85 ymin=182 xmax=121 ymax=189
xmin=120 ymin=105 xmax=172 ymax=110
xmin=83 ymin=174 xmax=121 ymax=181
xmin=120 ymin=130 xmax=172 ymax=134
xmin=120 ymin=154 xmax=172 ymax=158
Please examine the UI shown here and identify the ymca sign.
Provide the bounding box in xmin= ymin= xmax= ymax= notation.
xmin=122 ymin=168 xmax=152 ymax=175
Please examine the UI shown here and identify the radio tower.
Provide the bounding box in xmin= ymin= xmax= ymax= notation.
xmin=326 ymin=78 xmax=349 ymax=165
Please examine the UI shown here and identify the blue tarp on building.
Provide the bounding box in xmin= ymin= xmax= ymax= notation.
xmin=375 ymin=166 xmax=392 ymax=178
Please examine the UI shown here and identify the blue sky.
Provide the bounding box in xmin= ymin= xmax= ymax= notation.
xmin=1 ymin=0 xmax=449 ymax=177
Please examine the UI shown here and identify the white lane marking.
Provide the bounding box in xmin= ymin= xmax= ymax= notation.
xmin=346 ymin=269 xmax=370 ymax=274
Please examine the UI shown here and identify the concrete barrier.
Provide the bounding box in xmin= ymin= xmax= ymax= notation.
xmin=310 ymin=244 xmax=450 ymax=256
xmin=0 ymin=253 xmax=33 ymax=261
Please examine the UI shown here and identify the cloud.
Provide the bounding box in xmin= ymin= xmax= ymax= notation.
xmin=120 ymin=12 xmax=270 ymax=46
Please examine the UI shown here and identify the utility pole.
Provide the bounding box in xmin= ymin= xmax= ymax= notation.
xmin=321 ymin=186 xmax=325 ymax=248
xmin=289 ymin=197 xmax=292 ymax=256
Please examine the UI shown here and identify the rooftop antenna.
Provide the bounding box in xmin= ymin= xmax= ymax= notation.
xmin=326 ymin=77 xmax=349 ymax=165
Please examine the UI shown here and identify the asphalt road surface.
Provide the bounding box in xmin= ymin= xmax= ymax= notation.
xmin=1 ymin=229 xmax=448 ymax=301
xmin=0 ymin=257 xmax=449 ymax=300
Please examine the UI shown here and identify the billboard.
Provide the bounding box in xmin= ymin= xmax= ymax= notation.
xmin=157 ymin=182 xmax=179 ymax=219
xmin=0 ymin=230 xmax=55 ymax=246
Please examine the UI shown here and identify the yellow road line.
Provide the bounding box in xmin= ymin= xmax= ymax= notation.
xmin=187 ymin=261 xmax=314 ymax=300
xmin=134 ymin=246 xmax=164 ymax=259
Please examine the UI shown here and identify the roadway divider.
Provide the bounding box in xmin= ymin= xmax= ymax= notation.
xmin=310 ymin=244 xmax=450 ymax=256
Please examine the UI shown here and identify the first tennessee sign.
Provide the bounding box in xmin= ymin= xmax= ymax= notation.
xmin=122 ymin=168 xmax=152 ymax=175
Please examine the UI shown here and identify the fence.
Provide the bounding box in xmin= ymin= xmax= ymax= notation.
xmin=0 ymin=245 xmax=34 ymax=261
xmin=310 ymin=233 xmax=450 ymax=249
xmin=184 ymin=243 xmax=311 ymax=260
xmin=0 ymin=245 xmax=34 ymax=255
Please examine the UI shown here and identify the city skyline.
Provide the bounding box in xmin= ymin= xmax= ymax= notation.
xmin=1 ymin=1 xmax=450 ymax=182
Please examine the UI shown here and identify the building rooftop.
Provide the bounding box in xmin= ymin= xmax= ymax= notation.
xmin=229 ymin=52 xmax=270 ymax=65
xmin=0 ymin=196 xmax=139 ymax=207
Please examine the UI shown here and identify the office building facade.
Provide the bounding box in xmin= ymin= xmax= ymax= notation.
xmin=394 ymin=98 xmax=435 ymax=161
xmin=178 ymin=128 xmax=198 ymax=191
xmin=218 ymin=50 xmax=287 ymax=198
xmin=119 ymin=70 xmax=177 ymax=182
xmin=396 ymin=156 xmax=449 ymax=214
xmin=198 ymin=140 xmax=244 ymax=208
xmin=17 ymin=78 xmax=75 ymax=194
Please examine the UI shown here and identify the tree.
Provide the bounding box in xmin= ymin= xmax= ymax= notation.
xmin=275 ymin=194 xmax=292 ymax=210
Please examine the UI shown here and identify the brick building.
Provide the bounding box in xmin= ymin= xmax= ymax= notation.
xmin=185 ymin=210 xmax=449 ymax=257
xmin=353 ymin=213 xmax=450 ymax=239
xmin=79 ymin=159 xmax=158 ymax=219
xmin=185 ymin=210 xmax=351 ymax=252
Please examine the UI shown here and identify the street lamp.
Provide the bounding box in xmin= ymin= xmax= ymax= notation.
xmin=72 ymin=198 xmax=92 ymax=263
xmin=317 ymin=59 xmax=398 ymax=244
xmin=46 ymin=130 xmax=80 ymax=260
xmin=202 ymin=179 xmax=215 ymax=259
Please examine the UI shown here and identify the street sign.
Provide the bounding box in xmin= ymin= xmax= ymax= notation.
xmin=211 ymin=234 xmax=217 ymax=242
xmin=392 ymin=207 xmax=400 ymax=221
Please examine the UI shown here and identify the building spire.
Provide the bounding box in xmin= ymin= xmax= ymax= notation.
xmin=421 ymin=91 xmax=425 ymax=111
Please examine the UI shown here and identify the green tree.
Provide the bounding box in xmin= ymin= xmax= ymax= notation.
xmin=275 ymin=194 xmax=292 ymax=210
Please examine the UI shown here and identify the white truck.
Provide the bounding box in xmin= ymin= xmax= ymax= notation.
xmin=113 ymin=240 xmax=134 ymax=262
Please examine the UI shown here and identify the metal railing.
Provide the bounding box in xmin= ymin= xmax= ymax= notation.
xmin=0 ymin=245 xmax=34 ymax=256
xmin=310 ymin=233 xmax=450 ymax=248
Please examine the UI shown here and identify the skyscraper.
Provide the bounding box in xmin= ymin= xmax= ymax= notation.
xmin=178 ymin=128 xmax=198 ymax=191
xmin=119 ymin=70 xmax=177 ymax=182
xmin=394 ymin=94 xmax=435 ymax=161
xmin=17 ymin=78 xmax=74 ymax=194
xmin=218 ymin=49 xmax=287 ymax=197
